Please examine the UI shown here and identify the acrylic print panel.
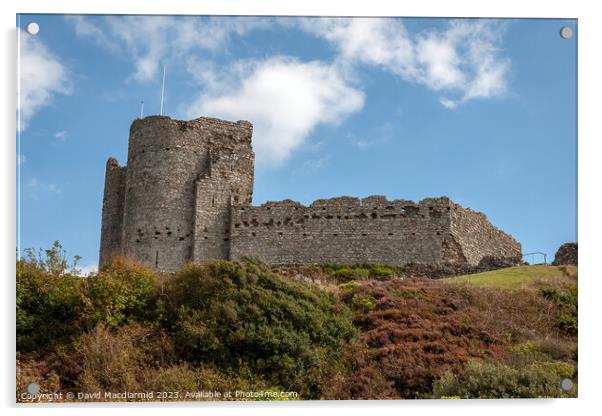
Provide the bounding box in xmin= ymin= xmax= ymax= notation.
xmin=16 ymin=14 xmax=577 ymax=402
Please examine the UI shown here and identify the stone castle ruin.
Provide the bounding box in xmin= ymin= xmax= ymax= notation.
xmin=100 ymin=116 xmax=521 ymax=272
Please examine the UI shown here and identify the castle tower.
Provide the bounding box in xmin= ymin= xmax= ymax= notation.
xmin=100 ymin=115 xmax=521 ymax=273
xmin=99 ymin=116 xmax=254 ymax=272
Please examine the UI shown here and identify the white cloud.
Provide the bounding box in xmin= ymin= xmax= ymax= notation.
xmin=26 ymin=177 xmax=61 ymax=199
xmin=54 ymin=130 xmax=68 ymax=141
xmin=300 ymin=18 xmax=510 ymax=108
xmin=77 ymin=262 xmax=98 ymax=276
xmin=18 ymin=30 xmax=71 ymax=131
xmin=65 ymin=15 xmax=111 ymax=47
xmin=63 ymin=16 xmax=511 ymax=167
xmin=439 ymin=97 xmax=459 ymax=110
xmin=416 ymin=29 xmax=466 ymax=90
xmin=299 ymin=18 xmax=417 ymax=77
xmin=67 ymin=15 xmax=269 ymax=83
xmin=303 ymin=156 xmax=330 ymax=171
xmin=66 ymin=16 xmax=510 ymax=109
xmin=186 ymin=57 xmax=364 ymax=166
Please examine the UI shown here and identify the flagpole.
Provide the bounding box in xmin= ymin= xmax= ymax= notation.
xmin=160 ymin=64 xmax=166 ymax=116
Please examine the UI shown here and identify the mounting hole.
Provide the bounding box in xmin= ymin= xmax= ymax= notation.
xmin=560 ymin=378 xmax=573 ymax=391
xmin=26 ymin=22 xmax=39 ymax=35
xmin=560 ymin=26 xmax=573 ymax=39
xmin=26 ymin=382 xmax=40 ymax=395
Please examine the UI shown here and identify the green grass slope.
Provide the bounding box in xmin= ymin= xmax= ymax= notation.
xmin=445 ymin=265 xmax=577 ymax=290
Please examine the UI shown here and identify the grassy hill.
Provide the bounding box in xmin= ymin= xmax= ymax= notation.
xmin=444 ymin=265 xmax=577 ymax=290
xmin=16 ymin=243 xmax=578 ymax=401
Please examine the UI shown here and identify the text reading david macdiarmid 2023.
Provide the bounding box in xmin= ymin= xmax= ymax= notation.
xmin=20 ymin=390 xmax=300 ymax=401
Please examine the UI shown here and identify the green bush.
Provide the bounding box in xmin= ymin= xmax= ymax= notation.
xmin=17 ymin=243 xmax=88 ymax=351
xmin=540 ymin=284 xmax=578 ymax=336
xmin=85 ymin=258 xmax=162 ymax=328
xmin=321 ymin=263 xmax=402 ymax=281
xmin=338 ymin=281 xmax=361 ymax=293
xmin=332 ymin=267 xmax=370 ymax=282
xmin=369 ymin=266 xmax=396 ymax=278
xmin=432 ymin=360 xmax=577 ymax=399
xmin=351 ymin=292 xmax=377 ymax=311
xmin=165 ymin=260 xmax=357 ymax=399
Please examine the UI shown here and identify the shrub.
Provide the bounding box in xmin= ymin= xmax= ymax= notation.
xmin=334 ymin=278 xmax=505 ymax=398
xmin=332 ymin=267 xmax=370 ymax=282
xmin=369 ymin=266 xmax=396 ymax=278
xmin=432 ymin=360 xmax=577 ymax=399
xmin=85 ymin=258 xmax=163 ymax=328
xmin=17 ymin=247 xmax=167 ymax=353
xmin=75 ymin=324 xmax=178 ymax=393
xmin=164 ymin=260 xmax=357 ymax=399
xmin=535 ymin=338 xmax=577 ymax=361
xmin=338 ymin=281 xmax=361 ymax=293
xmin=540 ymin=284 xmax=578 ymax=336
xmin=76 ymin=325 xmax=144 ymax=392
xmin=140 ymin=364 xmax=262 ymax=400
xmin=351 ymin=292 xmax=376 ymax=311
xmin=321 ymin=263 xmax=402 ymax=281
xmin=17 ymin=245 xmax=88 ymax=352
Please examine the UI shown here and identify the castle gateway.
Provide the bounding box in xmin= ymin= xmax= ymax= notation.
xmin=99 ymin=116 xmax=521 ymax=272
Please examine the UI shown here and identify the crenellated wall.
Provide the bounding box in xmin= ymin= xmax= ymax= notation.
xmin=230 ymin=196 xmax=453 ymax=265
xmin=229 ymin=196 xmax=521 ymax=266
xmin=100 ymin=115 xmax=521 ymax=272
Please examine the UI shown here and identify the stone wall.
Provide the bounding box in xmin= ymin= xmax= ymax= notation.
xmin=230 ymin=196 xmax=521 ymax=267
xmin=192 ymin=119 xmax=254 ymax=262
xmin=100 ymin=115 xmax=521 ymax=272
xmin=99 ymin=116 xmax=254 ymax=272
xmin=230 ymin=196 xmax=451 ymax=265
xmin=449 ymin=202 xmax=522 ymax=265
xmin=99 ymin=158 xmax=126 ymax=266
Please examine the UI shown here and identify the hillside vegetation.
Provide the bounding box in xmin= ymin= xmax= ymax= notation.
xmin=17 ymin=243 xmax=577 ymax=401
xmin=445 ymin=265 xmax=577 ymax=290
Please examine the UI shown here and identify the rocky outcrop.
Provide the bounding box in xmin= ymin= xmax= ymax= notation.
xmin=552 ymin=243 xmax=578 ymax=266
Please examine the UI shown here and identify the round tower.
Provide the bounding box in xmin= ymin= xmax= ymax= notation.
xmin=120 ymin=116 xmax=208 ymax=270
xmin=113 ymin=115 xmax=254 ymax=272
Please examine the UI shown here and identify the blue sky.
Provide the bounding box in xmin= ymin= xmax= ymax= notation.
xmin=16 ymin=15 xmax=577 ymax=271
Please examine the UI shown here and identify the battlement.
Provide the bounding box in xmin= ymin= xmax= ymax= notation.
xmin=229 ymin=195 xmax=517 ymax=266
xmin=100 ymin=115 xmax=521 ymax=272
xmin=130 ymin=115 xmax=252 ymax=135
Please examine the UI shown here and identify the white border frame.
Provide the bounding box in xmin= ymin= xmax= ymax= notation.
xmin=3 ymin=1 xmax=600 ymax=415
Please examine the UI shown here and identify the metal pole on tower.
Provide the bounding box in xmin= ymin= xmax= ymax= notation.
xmin=160 ymin=64 xmax=166 ymax=116
xmin=140 ymin=100 xmax=144 ymax=118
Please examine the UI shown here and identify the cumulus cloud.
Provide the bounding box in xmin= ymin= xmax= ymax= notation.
xmin=186 ymin=57 xmax=364 ymax=166
xmin=300 ymin=18 xmax=510 ymax=108
xmin=18 ymin=30 xmax=71 ymax=131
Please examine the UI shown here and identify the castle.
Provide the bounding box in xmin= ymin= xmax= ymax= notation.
xmin=99 ymin=116 xmax=521 ymax=272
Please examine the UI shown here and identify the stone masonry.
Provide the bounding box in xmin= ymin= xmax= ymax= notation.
xmin=100 ymin=116 xmax=522 ymax=272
